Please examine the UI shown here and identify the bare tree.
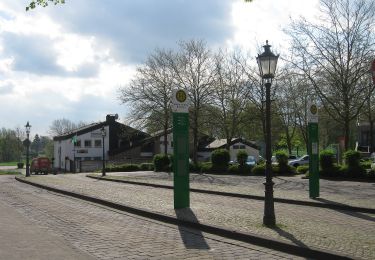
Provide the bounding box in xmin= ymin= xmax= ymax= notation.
xmin=169 ymin=39 xmax=215 ymax=163
xmin=119 ymin=49 xmax=174 ymax=154
xmin=274 ymin=71 xmax=299 ymax=154
xmin=359 ymin=75 xmax=375 ymax=152
xmin=211 ymin=49 xmax=250 ymax=148
xmin=48 ymin=119 xmax=86 ymax=136
xmin=286 ymin=0 xmax=375 ymax=150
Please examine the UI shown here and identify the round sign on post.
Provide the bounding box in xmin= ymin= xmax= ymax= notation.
xmin=308 ymin=103 xmax=318 ymax=123
xmin=171 ymin=89 xmax=190 ymax=113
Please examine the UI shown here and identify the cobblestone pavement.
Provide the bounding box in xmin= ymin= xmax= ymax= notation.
xmin=17 ymin=173 xmax=375 ymax=259
xmin=104 ymin=171 xmax=375 ymax=209
xmin=0 ymin=176 xmax=302 ymax=260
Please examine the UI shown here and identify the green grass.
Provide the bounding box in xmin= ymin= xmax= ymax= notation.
xmin=0 ymin=170 xmax=21 ymax=175
xmin=0 ymin=161 xmax=19 ymax=166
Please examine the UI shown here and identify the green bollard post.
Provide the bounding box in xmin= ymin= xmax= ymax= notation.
xmin=171 ymin=89 xmax=190 ymax=209
xmin=308 ymin=103 xmax=319 ymax=198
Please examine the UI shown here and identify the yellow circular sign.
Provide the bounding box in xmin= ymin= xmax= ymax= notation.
xmin=176 ymin=90 xmax=187 ymax=103
xmin=310 ymin=104 xmax=318 ymax=115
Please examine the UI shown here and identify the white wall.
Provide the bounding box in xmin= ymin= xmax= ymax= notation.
xmin=53 ymin=126 xmax=109 ymax=169
xmin=159 ymin=132 xmax=173 ymax=154
xmin=229 ymin=142 xmax=259 ymax=161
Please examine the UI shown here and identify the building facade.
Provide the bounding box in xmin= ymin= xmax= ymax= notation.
xmin=53 ymin=114 xmax=149 ymax=171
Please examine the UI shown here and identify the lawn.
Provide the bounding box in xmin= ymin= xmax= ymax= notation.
xmin=0 ymin=170 xmax=21 ymax=175
xmin=0 ymin=161 xmax=18 ymax=166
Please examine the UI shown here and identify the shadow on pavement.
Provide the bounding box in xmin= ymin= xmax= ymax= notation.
xmin=272 ymin=226 xmax=308 ymax=248
xmin=191 ymin=174 xmax=227 ymax=184
xmin=175 ymin=208 xmax=210 ymax=250
xmin=314 ymin=198 xmax=375 ymax=222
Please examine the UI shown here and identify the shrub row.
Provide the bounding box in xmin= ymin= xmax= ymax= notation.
xmin=105 ymin=164 xmax=141 ymax=172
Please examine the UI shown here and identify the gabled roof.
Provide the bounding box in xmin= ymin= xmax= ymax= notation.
xmin=53 ymin=122 xmax=107 ymax=141
xmin=53 ymin=120 xmax=148 ymax=141
xmin=205 ymin=138 xmax=259 ymax=150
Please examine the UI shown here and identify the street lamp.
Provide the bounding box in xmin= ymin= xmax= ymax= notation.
xmin=257 ymin=40 xmax=279 ymax=227
xmin=101 ymin=126 xmax=106 ymax=177
xmin=25 ymin=121 xmax=31 ymax=177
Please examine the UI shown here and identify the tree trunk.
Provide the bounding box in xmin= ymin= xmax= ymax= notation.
xmin=344 ymin=120 xmax=350 ymax=151
xmin=370 ymin=120 xmax=374 ymax=153
xmin=192 ymin=111 xmax=199 ymax=165
xmin=163 ymin=121 xmax=168 ymax=155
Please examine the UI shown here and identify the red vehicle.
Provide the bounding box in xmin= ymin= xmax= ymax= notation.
xmin=30 ymin=157 xmax=51 ymax=175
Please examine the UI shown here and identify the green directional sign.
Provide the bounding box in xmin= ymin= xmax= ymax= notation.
xmin=171 ymin=89 xmax=190 ymax=209
xmin=308 ymin=103 xmax=319 ymax=198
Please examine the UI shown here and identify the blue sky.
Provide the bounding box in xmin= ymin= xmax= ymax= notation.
xmin=0 ymin=0 xmax=319 ymax=137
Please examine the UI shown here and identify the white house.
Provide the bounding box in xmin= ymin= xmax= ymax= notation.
xmin=198 ymin=138 xmax=260 ymax=162
xmin=53 ymin=114 xmax=149 ymax=172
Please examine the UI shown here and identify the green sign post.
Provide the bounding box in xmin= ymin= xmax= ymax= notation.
xmin=308 ymin=103 xmax=319 ymax=198
xmin=171 ymin=89 xmax=190 ymax=209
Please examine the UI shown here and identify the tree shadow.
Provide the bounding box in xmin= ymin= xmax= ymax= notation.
xmin=272 ymin=226 xmax=308 ymax=248
xmin=314 ymin=198 xmax=375 ymax=222
xmin=175 ymin=208 xmax=210 ymax=250
xmin=191 ymin=173 xmax=226 ymax=184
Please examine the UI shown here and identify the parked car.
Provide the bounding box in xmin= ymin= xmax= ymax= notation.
xmin=246 ymin=155 xmax=256 ymax=166
xmin=288 ymin=155 xmax=309 ymax=167
xmin=30 ymin=157 xmax=51 ymax=175
xmin=288 ymin=155 xmax=297 ymax=161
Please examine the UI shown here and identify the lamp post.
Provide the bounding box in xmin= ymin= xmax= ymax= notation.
xmin=25 ymin=121 xmax=31 ymax=177
xmin=101 ymin=126 xmax=106 ymax=177
xmin=257 ymin=40 xmax=279 ymax=227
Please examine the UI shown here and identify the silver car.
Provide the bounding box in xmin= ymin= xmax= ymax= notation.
xmin=288 ymin=155 xmax=309 ymax=167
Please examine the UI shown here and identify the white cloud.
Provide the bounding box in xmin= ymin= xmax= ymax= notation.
xmin=228 ymin=0 xmax=320 ymax=54
xmin=0 ymin=0 xmax=322 ymax=136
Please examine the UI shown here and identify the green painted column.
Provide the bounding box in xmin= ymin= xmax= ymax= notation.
xmin=171 ymin=89 xmax=190 ymax=209
xmin=173 ymin=112 xmax=190 ymax=208
xmin=308 ymin=103 xmax=319 ymax=198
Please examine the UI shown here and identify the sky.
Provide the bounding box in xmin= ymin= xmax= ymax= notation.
xmin=0 ymin=0 xmax=319 ymax=137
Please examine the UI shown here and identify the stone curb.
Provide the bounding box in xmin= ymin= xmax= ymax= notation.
xmin=86 ymin=175 xmax=375 ymax=214
xmin=16 ymin=176 xmax=353 ymax=260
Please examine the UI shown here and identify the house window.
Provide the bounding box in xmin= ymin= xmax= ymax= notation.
xmin=84 ymin=140 xmax=92 ymax=147
xmin=94 ymin=140 xmax=102 ymax=147
xmin=233 ymin=144 xmax=245 ymax=149
xmin=75 ymin=140 xmax=81 ymax=147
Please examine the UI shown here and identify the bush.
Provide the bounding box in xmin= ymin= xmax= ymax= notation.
xmin=344 ymin=150 xmax=361 ymax=167
xmin=211 ymin=149 xmax=230 ymax=172
xmin=228 ymin=164 xmax=252 ymax=175
xmin=275 ymin=150 xmax=291 ymax=175
xmin=200 ymin=162 xmax=212 ymax=173
xmin=17 ymin=162 xmax=24 ymax=169
xmin=296 ymin=165 xmax=309 ymax=174
xmin=153 ymin=154 xmax=170 ymax=172
xmin=359 ymin=159 xmax=372 ymax=170
xmin=320 ymin=150 xmax=335 ymax=170
xmin=343 ymin=150 xmax=366 ymax=177
xmin=320 ymin=164 xmax=341 ymax=177
xmin=189 ymin=162 xmax=201 ymax=173
xmin=237 ymin=150 xmax=248 ymax=167
xmin=105 ymin=164 xmax=140 ymax=172
xmin=275 ymin=150 xmax=288 ymax=166
xmin=251 ymin=164 xmax=285 ymax=176
xmin=252 ymin=164 xmax=265 ymax=175
xmin=140 ymin=163 xmax=154 ymax=171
